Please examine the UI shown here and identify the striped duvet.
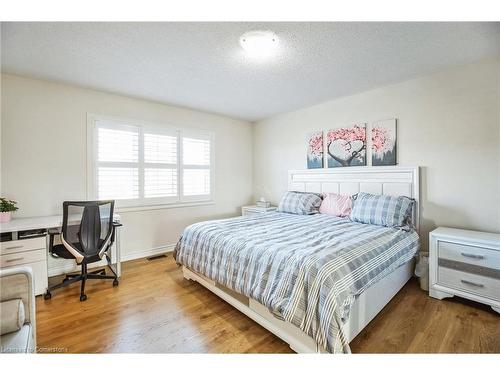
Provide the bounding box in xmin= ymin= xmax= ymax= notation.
xmin=174 ymin=212 xmax=419 ymax=353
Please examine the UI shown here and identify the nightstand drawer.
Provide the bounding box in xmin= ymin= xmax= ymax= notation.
xmin=241 ymin=206 xmax=277 ymax=217
xmin=0 ymin=248 xmax=46 ymax=267
xmin=438 ymin=267 xmax=500 ymax=301
xmin=0 ymin=237 xmax=46 ymax=255
xmin=438 ymin=241 xmax=500 ymax=270
xmin=243 ymin=210 xmax=261 ymax=217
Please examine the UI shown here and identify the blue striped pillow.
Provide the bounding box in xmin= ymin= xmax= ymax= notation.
xmin=350 ymin=192 xmax=414 ymax=228
xmin=277 ymin=191 xmax=322 ymax=215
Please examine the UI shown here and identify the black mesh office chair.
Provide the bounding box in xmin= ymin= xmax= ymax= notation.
xmin=44 ymin=200 xmax=120 ymax=301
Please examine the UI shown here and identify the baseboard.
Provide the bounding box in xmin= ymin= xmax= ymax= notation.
xmin=47 ymin=243 xmax=176 ymax=277
xmin=120 ymin=243 xmax=176 ymax=262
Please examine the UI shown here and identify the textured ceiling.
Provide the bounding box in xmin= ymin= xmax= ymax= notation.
xmin=1 ymin=22 xmax=499 ymax=121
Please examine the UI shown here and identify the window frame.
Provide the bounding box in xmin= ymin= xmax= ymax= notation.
xmin=87 ymin=113 xmax=215 ymax=211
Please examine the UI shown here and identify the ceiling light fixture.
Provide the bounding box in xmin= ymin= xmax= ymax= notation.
xmin=239 ymin=30 xmax=279 ymax=59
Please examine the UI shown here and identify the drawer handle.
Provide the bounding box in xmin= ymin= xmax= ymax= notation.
xmin=6 ymin=257 xmax=24 ymax=263
xmin=460 ymin=279 xmax=484 ymax=288
xmin=460 ymin=252 xmax=484 ymax=260
xmin=5 ymin=245 xmax=23 ymax=250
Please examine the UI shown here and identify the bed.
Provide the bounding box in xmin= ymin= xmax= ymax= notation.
xmin=175 ymin=167 xmax=420 ymax=353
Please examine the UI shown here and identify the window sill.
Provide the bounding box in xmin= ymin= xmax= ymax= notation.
xmin=115 ymin=201 xmax=215 ymax=213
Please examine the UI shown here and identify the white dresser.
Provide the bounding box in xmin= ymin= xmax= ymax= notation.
xmin=0 ymin=236 xmax=48 ymax=295
xmin=429 ymin=227 xmax=500 ymax=314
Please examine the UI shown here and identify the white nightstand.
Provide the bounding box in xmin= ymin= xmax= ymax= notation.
xmin=241 ymin=205 xmax=277 ymax=217
xmin=429 ymin=227 xmax=500 ymax=314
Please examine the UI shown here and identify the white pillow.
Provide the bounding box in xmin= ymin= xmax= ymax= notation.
xmin=0 ymin=298 xmax=25 ymax=335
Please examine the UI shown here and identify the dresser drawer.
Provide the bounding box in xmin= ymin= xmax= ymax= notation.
xmin=438 ymin=267 xmax=500 ymax=301
xmin=0 ymin=237 xmax=46 ymax=255
xmin=438 ymin=241 xmax=500 ymax=270
xmin=0 ymin=248 xmax=46 ymax=267
xmin=2 ymin=260 xmax=48 ymax=296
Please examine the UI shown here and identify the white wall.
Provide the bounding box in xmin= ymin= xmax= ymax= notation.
xmin=253 ymin=59 xmax=500 ymax=251
xmin=2 ymin=58 xmax=499 ymax=267
xmin=1 ymin=74 xmax=253 ymax=271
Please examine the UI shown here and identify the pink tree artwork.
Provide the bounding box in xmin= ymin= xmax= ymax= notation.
xmin=326 ymin=124 xmax=366 ymax=167
xmin=372 ymin=119 xmax=396 ymax=166
xmin=307 ymin=131 xmax=324 ymax=169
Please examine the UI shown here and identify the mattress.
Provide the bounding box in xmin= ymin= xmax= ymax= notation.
xmin=174 ymin=212 xmax=419 ymax=353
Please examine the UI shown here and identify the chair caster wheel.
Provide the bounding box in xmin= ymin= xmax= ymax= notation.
xmin=44 ymin=291 xmax=52 ymax=300
xmin=80 ymin=294 xmax=87 ymax=302
xmin=113 ymin=279 xmax=119 ymax=287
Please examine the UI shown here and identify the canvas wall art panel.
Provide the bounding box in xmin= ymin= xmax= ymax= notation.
xmin=326 ymin=124 xmax=366 ymax=167
xmin=306 ymin=131 xmax=324 ymax=169
xmin=372 ymin=119 xmax=397 ymax=166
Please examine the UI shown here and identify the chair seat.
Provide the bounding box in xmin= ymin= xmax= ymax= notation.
xmin=51 ymin=243 xmax=103 ymax=264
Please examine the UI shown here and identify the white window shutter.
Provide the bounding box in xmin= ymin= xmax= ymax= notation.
xmin=96 ymin=123 xmax=140 ymax=200
xmin=91 ymin=117 xmax=213 ymax=207
xmin=143 ymin=132 xmax=178 ymax=200
xmin=182 ymin=135 xmax=212 ymax=199
xmin=182 ymin=137 xmax=210 ymax=166
xmin=144 ymin=133 xmax=177 ymax=164
xmin=98 ymin=167 xmax=139 ymax=200
xmin=183 ymin=169 xmax=210 ymax=196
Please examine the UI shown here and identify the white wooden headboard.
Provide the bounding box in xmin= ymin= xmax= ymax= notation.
xmin=288 ymin=166 xmax=420 ymax=230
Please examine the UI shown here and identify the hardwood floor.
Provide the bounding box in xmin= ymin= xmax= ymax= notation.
xmin=36 ymin=255 xmax=500 ymax=353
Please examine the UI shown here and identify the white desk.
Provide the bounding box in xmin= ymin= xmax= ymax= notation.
xmin=0 ymin=214 xmax=122 ymax=295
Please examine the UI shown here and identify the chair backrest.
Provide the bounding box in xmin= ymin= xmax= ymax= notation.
xmin=62 ymin=200 xmax=114 ymax=256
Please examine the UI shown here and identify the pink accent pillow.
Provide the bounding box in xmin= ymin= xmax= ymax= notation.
xmin=319 ymin=193 xmax=353 ymax=217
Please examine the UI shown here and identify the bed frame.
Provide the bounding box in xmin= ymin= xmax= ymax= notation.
xmin=183 ymin=166 xmax=420 ymax=353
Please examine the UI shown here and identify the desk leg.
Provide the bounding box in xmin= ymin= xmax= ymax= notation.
xmin=115 ymin=227 xmax=122 ymax=278
xmin=45 ymin=233 xmax=50 ymax=291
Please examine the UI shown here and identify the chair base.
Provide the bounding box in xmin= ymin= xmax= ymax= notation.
xmin=44 ymin=262 xmax=118 ymax=302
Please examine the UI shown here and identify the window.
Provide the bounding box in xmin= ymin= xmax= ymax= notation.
xmin=182 ymin=136 xmax=211 ymax=197
xmin=88 ymin=115 xmax=214 ymax=208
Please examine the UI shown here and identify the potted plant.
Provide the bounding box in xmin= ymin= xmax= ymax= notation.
xmin=0 ymin=198 xmax=19 ymax=223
